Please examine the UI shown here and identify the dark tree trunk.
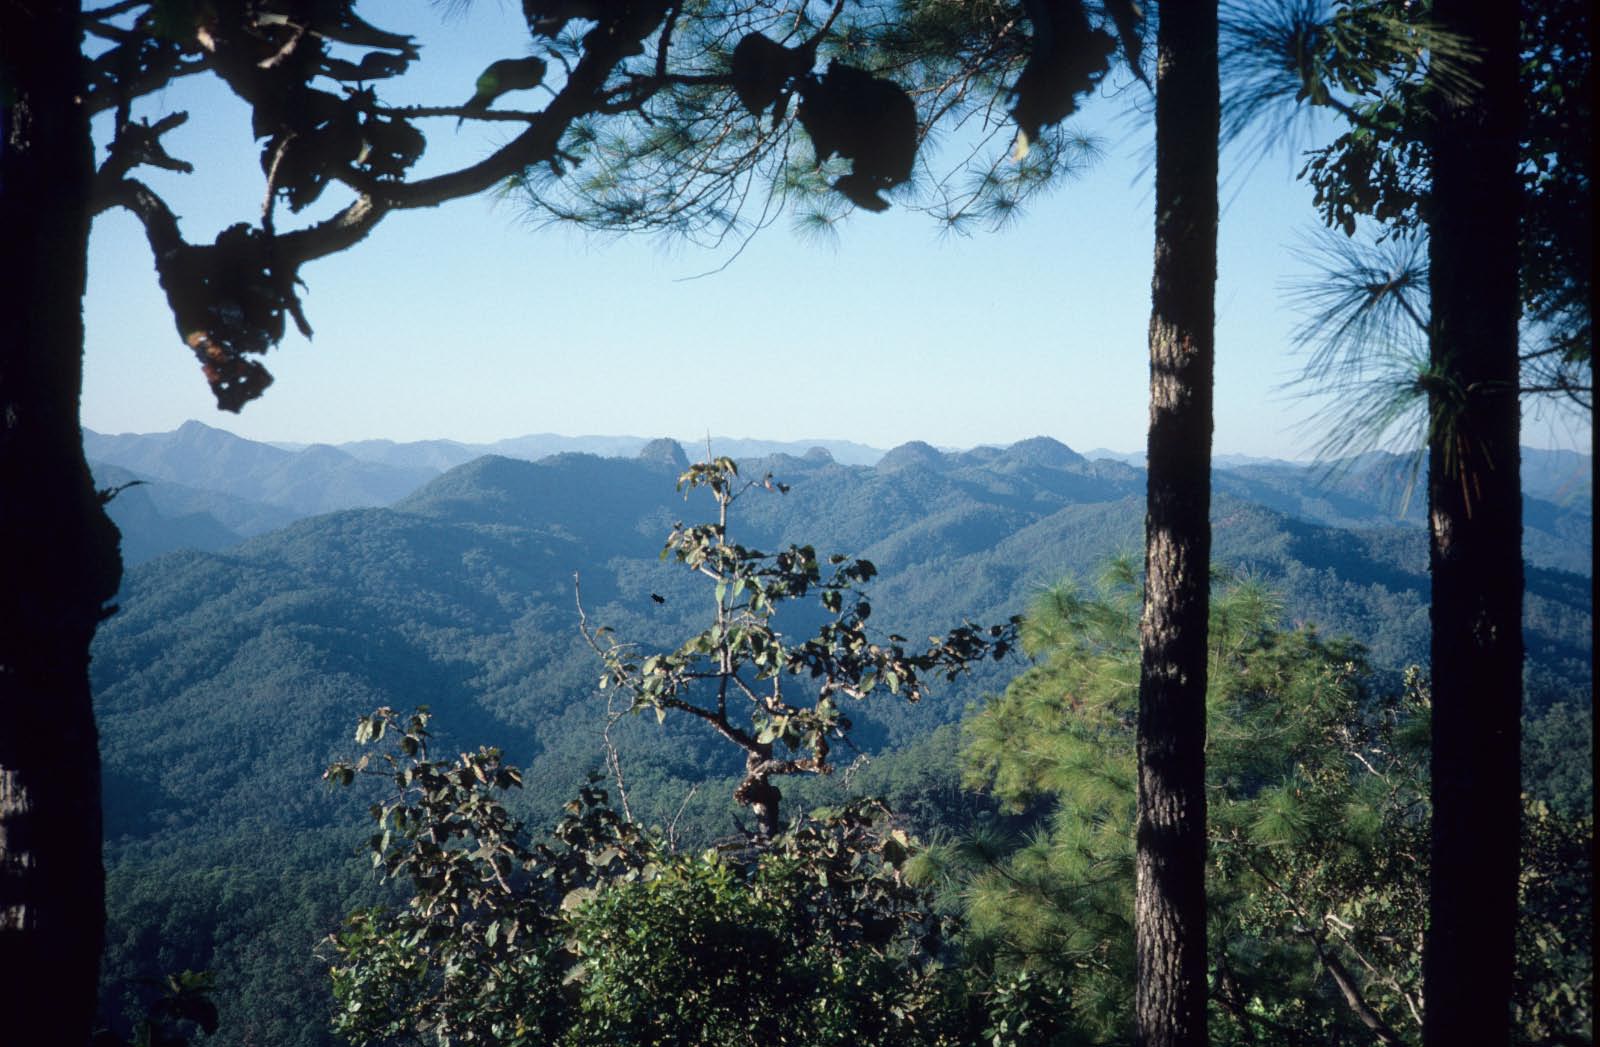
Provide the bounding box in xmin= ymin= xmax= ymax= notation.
xmin=1423 ymin=1 xmax=1523 ymax=1042
xmin=1135 ymin=4 xmax=1218 ymax=1046
xmin=736 ymin=754 xmax=781 ymax=838
xmin=0 ymin=2 xmax=122 ymax=1042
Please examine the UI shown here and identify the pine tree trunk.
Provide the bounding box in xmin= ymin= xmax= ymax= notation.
xmin=1423 ymin=0 xmax=1523 ymax=1042
xmin=1135 ymin=3 xmax=1218 ymax=1046
xmin=0 ymin=2 xmax=122 ymax=1041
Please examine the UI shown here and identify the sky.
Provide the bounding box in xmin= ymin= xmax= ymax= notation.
xmin=80 ymin=1 xmax=1591 ymax=459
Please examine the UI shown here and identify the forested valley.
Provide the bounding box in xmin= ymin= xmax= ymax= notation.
xmin=91 ymin=434 xmax=1592 ymax=1045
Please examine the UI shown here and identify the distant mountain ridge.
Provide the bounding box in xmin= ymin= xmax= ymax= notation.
xmin=269 ymin=430 xmax=890 ymax=468
xmin=86 ymin=422 xmax=1592 ymax=574
xmin=85 ymin=421 xmax=435 ymax=516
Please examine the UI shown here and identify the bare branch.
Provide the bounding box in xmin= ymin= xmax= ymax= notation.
xmin=84 ymin=0 xmax=146 ymax=18
xmin=1244 ymin=853 xmax=1412 ymax=1043
xmin=370 ymin=103 xmax=549 ymax=124
xmin=85 ymin=52 xmax=209 ymax=117
xmin=93 ymin=111 xmax=193 ymax=196
xmin=601 ymin=692 xmax=634 ymax=824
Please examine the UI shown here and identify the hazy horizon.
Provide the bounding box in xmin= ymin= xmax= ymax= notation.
xmin=87 ymin=417 xmax=1600 ymax=467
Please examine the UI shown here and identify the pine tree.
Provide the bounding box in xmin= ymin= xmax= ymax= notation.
xmin=1422 ymin=1 xmax=1524 ymax=1039
xmin=1137 ymin=4 xmax=1219 ymax=1043
xmin=949 ymin=571 xmax=1432 ymax=1042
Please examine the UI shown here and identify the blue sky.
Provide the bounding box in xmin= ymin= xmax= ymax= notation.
xmin=80 ymin=1 xmax=1590 ymax=458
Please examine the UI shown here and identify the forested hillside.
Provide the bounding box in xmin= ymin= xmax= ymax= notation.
xmin=91 ymin=438 xmax=1591 ymax=1045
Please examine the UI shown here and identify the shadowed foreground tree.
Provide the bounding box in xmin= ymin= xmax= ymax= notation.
xmin=1136 ymin=3 xmax=1218 ymax=1045
xmin=1 ymin=0 xmax=1141 ymax=1036
xmin=1228 ymin=1 xmax=1588 ymax=1036
xmin=1422 ymin=1 xmax=1524 ymax=1040
xmin=1 ymin=4 xmax=121 ymax=1043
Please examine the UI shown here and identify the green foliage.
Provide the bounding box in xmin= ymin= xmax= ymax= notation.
xmin=586 ymin=458 xmax=1016 ymax=834
xmin=1516 ymin=800 xmax=1595 ymax=1045
xmin=326 ymin=707 xmax=1030 ymax=1046
xmin=936 ymin=568 xmax=1592 ymax=1045
xmin=1523 ymin=702 xmax=1595 ymax=818
xmin=94 ymin=971 xmax=218 ymax=1047
xmin=325 ymin=707 xmax=645 ymax=1046
xmin=566 ymin=802 xmax=964 ymax=1047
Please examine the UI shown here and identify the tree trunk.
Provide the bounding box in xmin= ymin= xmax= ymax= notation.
xmin=736 ymin=754 xmax=781 ymax=838
xmin=1423 ymin=1 xmax=1523 ymax=1042
xmin=1135 ymin=4 xmax=1218 ymax=1046
xmin=0 ymin=2 xmax=122 ymax=1042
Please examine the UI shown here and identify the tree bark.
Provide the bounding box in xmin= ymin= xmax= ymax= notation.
xmin=735 ymin=754 xmax=782 ymax=838
xmin=0 ymin=1 xmax=123 ymax=1042
xmin=1135 ymin=4 xmax=1218 ymax=1046
xmin=1423 ymin=1 xmax=1524 ymax=1042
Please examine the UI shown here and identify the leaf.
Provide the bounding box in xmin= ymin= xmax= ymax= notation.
xmin=796 ymin=63 xmax=918 ymax=211
xmin=561 ymin=886 xmax=596 ymax=912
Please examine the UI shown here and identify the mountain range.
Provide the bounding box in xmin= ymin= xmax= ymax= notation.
xmin=93 ymin=430 xmax=1592 ymax=846
xmin=87 ymin=425 xmax=1592 ymax=1047
xmin=87 ymin=421 xmax=1592 ymax=574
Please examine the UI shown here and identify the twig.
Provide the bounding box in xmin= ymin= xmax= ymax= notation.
xmin=261 ymin=132 xmax=295 ymax=236
xmin=666 ymin=783 xmax=698 ymax=851
xmin=602 ymin=691 xmax=634 ymax=824
xmin=1244 ymin=853 xmax=1411 ymax=1043
xmin=576 ymin=572 xmax=635 ymax=822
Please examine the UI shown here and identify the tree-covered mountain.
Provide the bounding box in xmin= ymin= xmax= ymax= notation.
xmin=1212 ymin=451 xmax=1593 ymax=575
xmin=90 ymin=462 xmax=304 ymax=566
xmin=85 ymin=421 xmax=438 ymax=518
xmin=91 ymin=463 xmax=253 ymax=565
xmin=281 ymin=431 xmax=891 ymax=469
xmin=87 ymin=423 xmax=1592 ymax=577
xmin=95 ymin=437 xmax=1592 ymax=853
xmin=91 ymin=437 xmax=1590 ymax=1045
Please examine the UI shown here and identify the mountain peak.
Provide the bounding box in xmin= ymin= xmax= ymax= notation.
xmin=638 ymin=437 xmax=690 ymax=471
xmin=878 ymin=440 xmax=947 ymax=471
xmin=174 ymin=419 xmax=237 ymax=441
xmin=1001 ymin=436 xmax=1084 ymax=469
